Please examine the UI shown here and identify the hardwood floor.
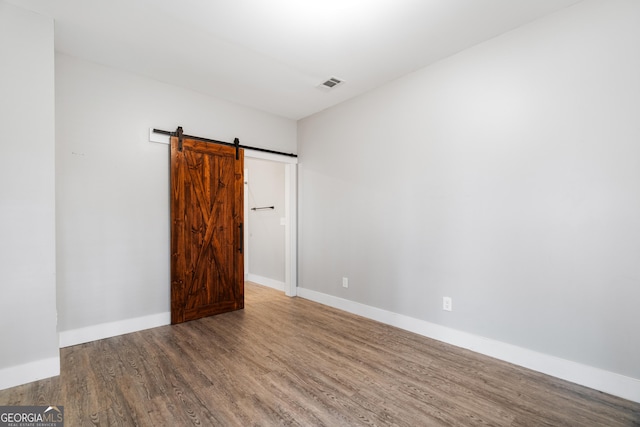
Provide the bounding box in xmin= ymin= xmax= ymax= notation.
xmin=1 ymin=282 xmax=639 ymax=426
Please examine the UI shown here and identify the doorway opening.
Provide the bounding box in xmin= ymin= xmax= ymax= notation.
xmin=244 ymin=151 xmax=297 ymax=297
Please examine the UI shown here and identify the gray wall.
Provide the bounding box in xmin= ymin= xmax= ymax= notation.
xmin=55 ymin=53 xmax=296 ymax=333
xmin=298 ymin=0 xmax=640 ymax=380
xmin=0 ymin=1 xmax=59 ymax=383
xmin=246 ymin=158 xmax=286 ymax=283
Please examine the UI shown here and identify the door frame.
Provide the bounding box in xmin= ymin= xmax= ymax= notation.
xmin=244 ymin=150 xmax=297 ymax=297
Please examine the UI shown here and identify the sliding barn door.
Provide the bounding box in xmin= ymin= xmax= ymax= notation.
xmin=170 ymin=136 xmax=244 ymax=324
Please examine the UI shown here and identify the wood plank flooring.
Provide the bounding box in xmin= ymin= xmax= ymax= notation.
xmin=1 ymin=282 xmax=639 ymax=426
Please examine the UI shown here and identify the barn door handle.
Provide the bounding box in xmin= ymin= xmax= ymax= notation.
xmin=238 ymin=223 xmax=244 ymax=254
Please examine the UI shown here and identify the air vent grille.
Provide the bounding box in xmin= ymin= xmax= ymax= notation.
xmin=318 ymin=77 xmax=345 ymax=90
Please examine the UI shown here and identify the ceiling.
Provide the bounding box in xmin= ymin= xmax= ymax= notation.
xmin=8 ymin=0 xmax=582 ymax=120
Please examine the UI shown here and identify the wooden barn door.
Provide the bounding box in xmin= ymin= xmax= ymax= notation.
xmin=170 ymin=136 xmax=244 ymax=324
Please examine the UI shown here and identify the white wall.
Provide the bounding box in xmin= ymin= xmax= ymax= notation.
xmin=298 ymin=0 xmax=640 ymax=392
xmin=56 ymin=53 xmax=296 ymax=341
xmin=0 ymin=1 xmax=59 ymax=388
xmin=246 ymin=158 xmax=286 ymax=286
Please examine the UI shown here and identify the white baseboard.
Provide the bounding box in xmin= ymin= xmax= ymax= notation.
xmin=59 ymin=312 xmax=171 ymax=348
xmin=247 ymin=274 xmax=285 ymax=292
xmin=297 ymin=287 xmax=640 ymax=404
xmin=0 ymin=356 xmax=60 ymax=391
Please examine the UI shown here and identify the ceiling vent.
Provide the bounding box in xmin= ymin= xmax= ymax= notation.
xmin=318 ymin=77 xmax=344 ymax=91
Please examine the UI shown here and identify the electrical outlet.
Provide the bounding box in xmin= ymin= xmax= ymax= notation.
xmin=342 ymin=277 xmax=349 ymax=288
xmin=443 ymin=297 xmax=452 ymax=311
